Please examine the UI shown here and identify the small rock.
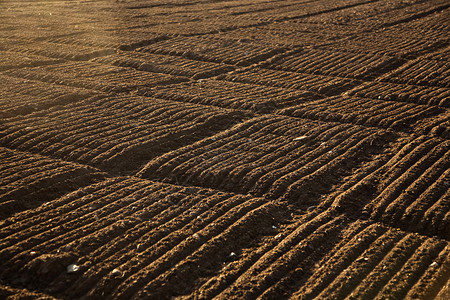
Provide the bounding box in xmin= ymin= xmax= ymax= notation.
xmin=430 ymin=261 xmax=438 ymax=268
xmin=356 ymin=257 xmax=369 ymax=262
xmin=228 ymin=252 xmax=237 ymax=261
xmin=192 ymin=233 xmax=200 ymax=239
xmin=30 ymin=251 xmax=37 ymax=256
xmin=272 ymin=225 xmax=277 ymax=230
xmin=293 ymin=136 xmax=308 ymax=141
xmin=67 ymin=264 xmax=79 ymax=274
xmin=275 ymin=234 xmax=282 ymax=239
xmin=111 ymin=268 xmax=122 ymax=277
xmin=136 ymin=244 xmax=145 ymax=252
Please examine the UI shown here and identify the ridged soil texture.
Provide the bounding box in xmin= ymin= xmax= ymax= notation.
xmin=0 ymin=0 xmax=449 ymax=299
xmin=138 ymin=115 xmax=394 ymax=206
xmin=0 ymin=95 xmax=249 ymax=175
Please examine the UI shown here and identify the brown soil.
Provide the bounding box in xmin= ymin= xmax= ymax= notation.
xmin=0 ymin=0 xmax=449 ymax=299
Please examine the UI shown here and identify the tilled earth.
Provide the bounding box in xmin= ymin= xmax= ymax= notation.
xmin=0 ymin=0 xmax=449 ymax=299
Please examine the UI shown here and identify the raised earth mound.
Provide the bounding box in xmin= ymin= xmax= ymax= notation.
xmin=0 ymin=0 xmax=449 ymax=299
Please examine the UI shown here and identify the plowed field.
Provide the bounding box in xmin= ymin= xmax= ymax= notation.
xmin=0 ymin=0 xmax=449 ymax=299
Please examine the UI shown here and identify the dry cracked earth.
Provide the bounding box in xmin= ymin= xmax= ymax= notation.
xmin=0 ymin=0 xmax=449 ymax=299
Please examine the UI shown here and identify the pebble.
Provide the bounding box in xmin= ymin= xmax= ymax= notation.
xmin=293 ymin=136 xmax=308 ymax=141
xmin=67 ymin=264 xmax=79 ymax=274
xmin=430 ymin=261 xmax=438 ymax=268
xmin=357 ymin=257 xmax=369 ymax=262
xmin=136 ymin=244 xmax=145 ymax=252
xmin=111 ymin=269 xmax=122 ymax=277
xmin=228 ymin=252 xmax=237 ymax=261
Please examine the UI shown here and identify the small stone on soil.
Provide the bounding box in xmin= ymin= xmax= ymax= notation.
xmin=293 ymin=136 xmax=308 ymax=141
xmin=228 ymin=252 xmax=237 ymax=261
xmin=111 ymin=268 xmax=122 ymax=277
xmin=67 ymin=264 xmax=79 ymax=273
xmin=430 ymin=261 xmax=438 ymax=267
xmin=356 ymin=257 xmax=369 ymax=262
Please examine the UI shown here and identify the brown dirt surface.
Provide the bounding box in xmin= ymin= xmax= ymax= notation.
xmin=0 ymin=0 xmax=449 ymax=299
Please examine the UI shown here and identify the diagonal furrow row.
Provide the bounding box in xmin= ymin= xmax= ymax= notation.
xmin=0 ymin=147 xmax=106 ymax=219
xmin=0 ymin=177 xmax=286 ymax=299
xmin=4 ymin=41 xmax=114 ymax=61
xmin=0 ymin=49 xmax=62 ymax=72
xmin=278 ymin=95 xmax=444 ymax=133
xmin=92 ymin=51 xmax=235 ymax=80
xmin=217 ymin=67 xmax=361 ymax=96
xmin=40 ymin=30 xmax=168 ymax=51
xmin=379 ymin=58 xmax=450 ymax=88
xmin=3 ymin=61 xmax=187 ymax=93
xmin=333 ymin=135 xmax=449 ymax=239
xmin=346 ymin=80 xmax=450 ymax=108
xmin=0 ymin=95 xmax=249 ymax=174
xmin=138 ymin=35 xmax=289 ymax=67
xmin=146 ymin=79 xmax=322 ymax=114
xmin=261 ymin=48 xmax=406 ymax=80
xmin=0 ymin=74 xmax=99 ymax=119
xmin=294 ymin=226 xmax=448 ymax=300
xmin=138 ymin=115 xmax=394 ymax=205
